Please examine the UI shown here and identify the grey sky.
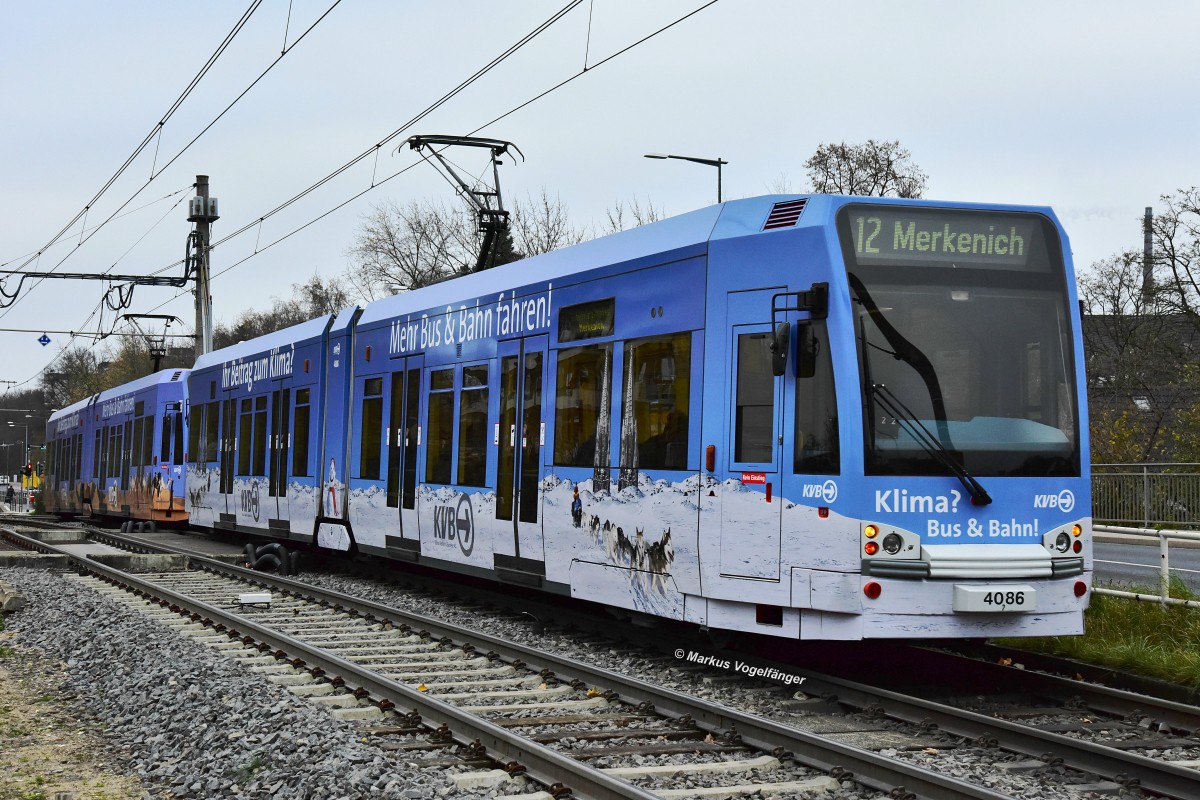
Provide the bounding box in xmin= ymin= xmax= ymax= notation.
xmin=2 ymin=1 xmax=1197 ymax=390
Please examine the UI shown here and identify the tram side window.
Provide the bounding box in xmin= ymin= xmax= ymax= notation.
xmin=426 ymin=369 xmax=454 ymax=485
xmin=359 ymin=378 xmax=383 ymax=479
xmin=793 ymin=321 xmax=839 ymax=474
xmin=145 ymin=417 xmax=153 ymax=465
xmin=132 ymin=417 xmax=144 ymax=469
xmin=161 ymin=415 xmax=173 ymax=464
xmin=109 ymin=426 xmax=123 ymax=479
xmin=93 ymin=430 xmax=102 ymax=477
xmin=238 ymin=399 xmax=252 ymax=475
xmin=734 ymin=332 xmax=775 ymax=463
xmin=293 ymin=389 xmax=311 ymax=477
xmin=252 ymin=396 xmax=268 ymax=475
xmin=553 ymin=344 xmax=612 ymax=467
xmin=619 ymin=333 xmax=690 ymax=470
xmin=189 ymin=405 xmax=202 ymax=461
xmin=74 ymin=434 xmax=82 ymax=481
xmin=138 ymin=416 xmax=148 ymax=466
xmin=457 ymin=364 xmax=489 ymax=487
xmin=204 ymin=403 xmax=219 ymax=463
xmin=121 ymin=421 xmax=132 ymax=488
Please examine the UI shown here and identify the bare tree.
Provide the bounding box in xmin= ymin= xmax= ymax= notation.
xmin=347 ymin=191 xmax=592 ymax=300
xmin=1080 ymin=251 xmax=1191 ymax=461
xmin=1148 ymin=188 xmax=1200 ymax=323
xmin=38 ymin=335 xmax=190 ymax=410
xmin=345 ymin=199 xmax=477 ymax=300
xmin=511 ymin=189 xmax=587 ymax=256
xmin=601 ymin=196 xmax=664 ymax=234
xmin=804 ymin=139 xmax=927 ymax=198
xmin=214 ymin=274 xmax=354 ymax=350
xmin=294 ymin=272 xmax=352 ymax=316
xmin=766 ymin=173 xmax=795 ymax=194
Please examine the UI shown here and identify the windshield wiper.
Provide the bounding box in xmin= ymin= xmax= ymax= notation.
xmin=871 ymin=383 xmax=992 ymax=506
xmin=849 ymin=274 xmax=951 ymax=444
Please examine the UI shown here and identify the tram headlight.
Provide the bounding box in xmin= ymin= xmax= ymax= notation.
xmin=882 ymin=533 xmax=903 ymax=555
xmin=1055 ymin=532 xmax=1070 ymax=553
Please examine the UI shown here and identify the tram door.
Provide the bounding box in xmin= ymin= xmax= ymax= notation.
xmin=120 ymin=417 xmax=132 ymax=496
xmin=385 ymin=355 xmax=423 ymax=553
xmin=219 ymin=395 xmax=236 ymax=511
xmin=495 ymin=335 xmax=547 ymax=571
xmin=267 ymin=385 xmax=291 ymax=524
xmin=720 ymin=290 xmax=785 ymax=581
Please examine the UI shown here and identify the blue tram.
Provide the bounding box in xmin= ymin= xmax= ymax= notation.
xmin=54 ymin=194 xmax=1091 ymax=640
xmin=44 ymin=369 xmax=190 ymax=527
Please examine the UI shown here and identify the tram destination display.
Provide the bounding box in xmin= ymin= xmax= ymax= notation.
xmin=842 ymin=206 xmax=1043 ymax=269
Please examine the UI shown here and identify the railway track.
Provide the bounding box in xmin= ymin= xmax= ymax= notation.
xmin=0 ymin=521 xmax=1003 ymax=800
xmin=6 ymin=520 xmax=1198 ymax=798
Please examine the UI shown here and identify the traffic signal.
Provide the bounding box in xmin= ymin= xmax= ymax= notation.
xmin=23 ymin=463 xmax=32 ymax=478
xmin=36 ymin=462 xmax=43 ymax=477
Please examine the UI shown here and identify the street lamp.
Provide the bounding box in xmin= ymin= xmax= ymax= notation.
xmin=644 ymin=153 xmax=728 ymax=204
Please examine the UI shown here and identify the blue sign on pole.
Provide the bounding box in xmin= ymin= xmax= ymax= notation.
xmin=37 ymin=334 xmax=50 ymax=347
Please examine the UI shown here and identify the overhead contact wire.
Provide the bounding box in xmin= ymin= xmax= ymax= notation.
xmin=14 ymin=0 xmax=264 ymax=275
xmin=3 ymin=0 xmax=340 ymax=321
xmin=30 ymin=1 xmax=722 ymax=386
xmin=138 ymin=1 xmax=721 ymax=317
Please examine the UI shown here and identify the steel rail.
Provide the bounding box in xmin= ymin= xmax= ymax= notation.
xmin=27 ymin=524 xmax=1200 ymax=797
xmin=713 ymin=647 xmax=1200 ymax=799
xmin=71 ymin=529 xmax=1013 ymax=800
xmin=954 ymin=641 xmax=1200 ymax=708
xmin=917 ymin=644 xmax=1200 ymax=733
xmin=0 ymin=528 xmax=656 ymax=800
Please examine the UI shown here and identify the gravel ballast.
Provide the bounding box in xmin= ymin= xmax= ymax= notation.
xmin=0 ymin=560 xmax=1153 ymax=800
xmin=299 ymin=568 xmax=1149 ymax=800
xmin=0 ymin=566 xmax=463 ymax=799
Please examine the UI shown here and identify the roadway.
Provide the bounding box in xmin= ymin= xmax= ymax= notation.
xmin=1093 ymin=533 xmax=1200 ymax=593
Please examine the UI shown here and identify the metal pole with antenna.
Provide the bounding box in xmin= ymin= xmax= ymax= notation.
xmin=189 ymin=175 xmax=219 ymax=358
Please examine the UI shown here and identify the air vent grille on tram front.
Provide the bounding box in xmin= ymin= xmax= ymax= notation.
xmin=171 ymin=371 xmax=183 ymax=381
xmin=763 ymin=198 xmax=808 ymax=230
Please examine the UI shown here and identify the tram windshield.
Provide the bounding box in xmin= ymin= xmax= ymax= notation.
xmin=837 ymin=205 xmax=1080 ymax=478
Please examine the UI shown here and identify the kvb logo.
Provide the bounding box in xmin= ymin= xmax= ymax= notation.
xmin=432 ymin=493 xmax=475 ymax=556
xmin=240 ymin=480 xmax=261 ymax=522
xmin=1033 ymin=489 xmax=1075 ymax=513
xmin=801 ymin=480 xmax=838 ymax=504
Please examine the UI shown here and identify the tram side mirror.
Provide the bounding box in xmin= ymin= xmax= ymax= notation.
xmin=796 ymin=322 xmax=817 ymax=379
xmin=770 ymin=322 xmax=791 ymax=377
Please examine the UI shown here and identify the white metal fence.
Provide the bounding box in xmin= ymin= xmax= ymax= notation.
xmin=1093 ymin=524 xmax=1200 ymax=608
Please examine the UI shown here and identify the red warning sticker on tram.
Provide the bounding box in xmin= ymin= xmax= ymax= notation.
xmin=740 ymin=472 xmax=767 ymax=485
